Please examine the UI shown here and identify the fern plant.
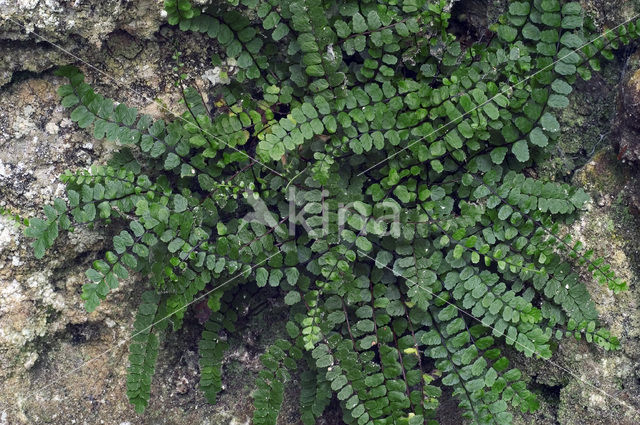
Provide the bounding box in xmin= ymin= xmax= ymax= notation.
xmin=26 ymin=0 xmax=640 ymax=423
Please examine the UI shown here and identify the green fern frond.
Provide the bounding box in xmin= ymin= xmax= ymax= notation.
xmin=27 ymin=0 xmax=640 ymax=421
xmin=253 ymin=339 xmax=299 ymax=425
xmin=299 ymin=369 xmax=332 ymax=425
xmin=126 ymin=291 xmax=164 ymax=413
xmin=198 ymin=312 xmax=230 ymax=404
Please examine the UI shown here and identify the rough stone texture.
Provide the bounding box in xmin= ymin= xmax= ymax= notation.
xmin=614 ymin=50 xmax=640 ymax=166
xmin=0 ymin=2 xmax=295 ymax=424
xmin=0 ymin=0 xmax=165 ymax=87
xmin=536 ymin=59 xmax=622 ymax=179
xmin=0 ymin=0 xmax=163 ymax=44
xmin=515 ymin=0 xmax=640 ymax=419
xmin=579 ymin=0 xmax=640 ymax=28
xmin=528 ymin=149 xmax=640 ymax=425
xmin=1 ymin=1 xmax=640 ymax=424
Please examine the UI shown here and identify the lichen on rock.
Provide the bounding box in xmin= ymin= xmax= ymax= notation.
xmin=0 ymin=2 xmax=296 ymax=424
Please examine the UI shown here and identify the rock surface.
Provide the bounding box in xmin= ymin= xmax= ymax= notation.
xmin=0 ymin=1 xmax=287 ymax=424
xmin=1 ymin=1 xmax=640 ymax=425
xmin=614 ymin=50 xmax=640 ymax=166
xmin=579 ymin=0 xmax=640 ymax=28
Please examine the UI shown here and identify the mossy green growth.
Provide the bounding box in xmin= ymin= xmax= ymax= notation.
xmin=26 ymin=0 xmax=640 ymax=423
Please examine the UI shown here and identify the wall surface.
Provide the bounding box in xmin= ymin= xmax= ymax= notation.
xmin=1 ymin=1 xmax=640 ymax=424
